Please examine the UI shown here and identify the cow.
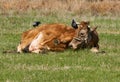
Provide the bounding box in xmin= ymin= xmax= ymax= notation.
xmin=69 ymin=20 xmax=99 ymax=53
xmin=17 ymin=23 xmax=76 ymax=53
xmin=17 ymin=20 xmax=99 ymax=54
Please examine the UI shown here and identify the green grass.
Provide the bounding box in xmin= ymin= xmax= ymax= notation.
xmin=0 ymin=13 xmax=120 ymax=82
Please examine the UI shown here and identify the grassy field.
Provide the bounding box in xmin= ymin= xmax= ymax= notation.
xmin=0 ymin=13 xmax=120 ymax=82
xmin=0 ymin=0 xmax=120 ymax=82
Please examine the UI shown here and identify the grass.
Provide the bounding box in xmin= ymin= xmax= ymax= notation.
xmin=0 ymin=7 xmax=120 ymax=82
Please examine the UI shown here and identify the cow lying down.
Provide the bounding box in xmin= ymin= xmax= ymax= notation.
xmin=17 ymin=20 xmax=99 ymax=53
xmin=17 ymin=23 xmax=75 ymax=53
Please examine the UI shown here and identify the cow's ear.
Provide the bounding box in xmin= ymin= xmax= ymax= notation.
xmin=91 ymin=26 xmax=98 ymax=32
xmin=71 ymin=19 xmax=78 ymax=29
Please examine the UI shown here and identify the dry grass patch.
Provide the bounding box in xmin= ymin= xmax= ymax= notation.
xmin=0 ymin=0 xmax=120 ymax=16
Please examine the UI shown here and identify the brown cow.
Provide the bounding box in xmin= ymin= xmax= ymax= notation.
xmin=17 ymin=23 xmax=76 ymax=53
xmin=17 ymin=20 xmax=99 ymax=53
xmin=69 ymin=20 xmax=99 ymax=53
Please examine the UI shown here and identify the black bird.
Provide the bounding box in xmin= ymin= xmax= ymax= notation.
xmin=71 ymin=19 xmax=78 ymax=29
xmin=33 ymin=21 xmax=41 ymax=27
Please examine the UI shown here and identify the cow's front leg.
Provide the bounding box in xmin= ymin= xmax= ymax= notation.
xmin=90 ymin=47 xmax=99 ymax=53
xmin=49 ymin=47 xmax=65 ymax=51
xmin=60 ymin=36 xmax=73 ymax=43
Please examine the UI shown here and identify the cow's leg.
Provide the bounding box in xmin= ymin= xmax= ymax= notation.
xmin=31 ymin=49 xmax=43 ymax=53
xmin=17 ymin=43 xmax=22 ymax=53
xmin=90 ymin=43 xmax=99 ymax=53
xmin=59 ymin=33 xmax=73 ymax=43
xmin=60 ymin=36 xmax=73 ymax=43
xmin=90 ymin=47 xmax=99 ymax=53
xmin=49 ymin=47 xmax=65 ymax=51
xmin=29 ymin=32 xmax=43 ymax=52
xmin=96 ymin=43 xmax=99 ymax=49
xmin=51 ymin=43 xmax=66 ymax=51
xmin=17 ymin=43 xmax=30 ymax=53
xmin=29 ymin=32 xmax=58 ymax=53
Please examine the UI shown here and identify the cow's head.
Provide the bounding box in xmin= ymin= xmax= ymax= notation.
xmin=69 ymin=20 xmax=91 ymax=50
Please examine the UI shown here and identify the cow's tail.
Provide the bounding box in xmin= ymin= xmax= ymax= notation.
xmin=2 ymin=50 xmax=18 ymax=54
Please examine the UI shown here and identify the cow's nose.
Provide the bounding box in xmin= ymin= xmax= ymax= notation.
xmin=80 ymin=33 xmax=84 ymax=36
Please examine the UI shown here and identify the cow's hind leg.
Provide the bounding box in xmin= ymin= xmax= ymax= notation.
xmin=17 ymin=43 xmax=30 ymax=53
xmin=17 ymin=43 xmax=22 ymax=53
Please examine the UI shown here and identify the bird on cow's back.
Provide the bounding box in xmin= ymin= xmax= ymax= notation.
xmin=33 ymin=21 xmax=41 ymax=27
